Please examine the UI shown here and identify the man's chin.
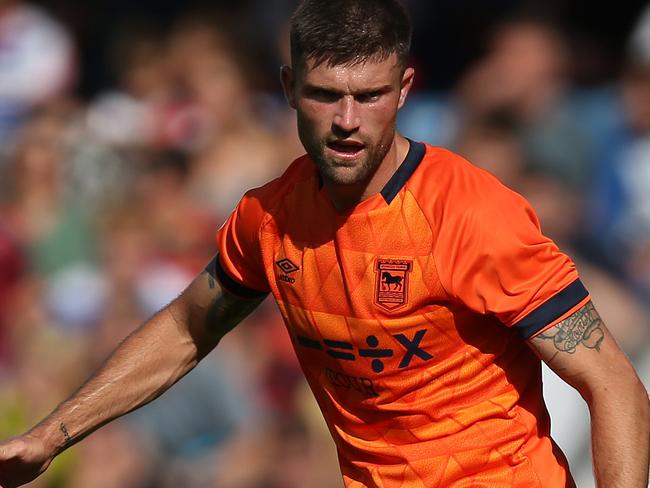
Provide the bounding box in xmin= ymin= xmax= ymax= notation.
xmin=311 ymin=149 xmax=377 ymax=185
xmin=320 ymin=165 xmax=371 ymax=186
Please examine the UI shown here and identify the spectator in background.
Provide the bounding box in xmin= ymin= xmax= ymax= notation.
xmin=85 ymin=22 xmax=172 ymax=149
xmin=133 ymin=151 xmax=218 ymax=273
xmin=0 ymin=107 xmax=95 ymax=277
xmin=0 ymin=226 xmax=21 ymax=371
xmin=399 ymin=15 xmax=596 ymax=192
xmin=456 ymin=16 xmax=595 ymax=190
xmin=166 ymin=12 xmax=288 ymax=217
xmin=0 ymin=0 xmax=76 ymax=146
xmin=587 ymin=3 xmax=650 ymax=301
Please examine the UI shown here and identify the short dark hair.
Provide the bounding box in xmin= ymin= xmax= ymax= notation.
xmin=290 ymin=0 xmax=412 ymax=71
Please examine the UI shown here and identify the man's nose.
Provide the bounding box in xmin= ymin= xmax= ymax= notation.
xmin=332 ymin=96 xmax=360 ymax=133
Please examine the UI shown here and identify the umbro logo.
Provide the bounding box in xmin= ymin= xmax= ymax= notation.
xmin=276 ymin=258 xmax=299 ymax=274
xmin=276 ymin=258 xmax=299 ymax=284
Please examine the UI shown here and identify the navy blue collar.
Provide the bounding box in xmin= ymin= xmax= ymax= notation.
xmin=380 ymin=139 xmax=426 ymax=204
xmin=315 ymin=139 xmax=426 ymax=204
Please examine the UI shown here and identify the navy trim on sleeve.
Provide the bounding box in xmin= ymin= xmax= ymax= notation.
xmin=380 ymin=139 xmax=426 ymax=204
xmin=206 ymin=254 xmax=269 ymax=299
xmin=514 ymin=279 xmax=589 ymax=339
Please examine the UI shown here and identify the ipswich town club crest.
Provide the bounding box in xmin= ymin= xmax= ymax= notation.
xmin=374 ymin=259 xmax=413 ymax=312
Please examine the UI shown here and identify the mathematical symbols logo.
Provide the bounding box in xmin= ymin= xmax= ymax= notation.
xmin=374 ymin=259 xmax=413 ymax=312
xmin=297 ymin=328 xmax=433 ymax=383
xmin=276 ymin=258 xmax=299 ymax=284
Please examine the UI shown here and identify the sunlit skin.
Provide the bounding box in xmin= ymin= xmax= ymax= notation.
xmin=281 ymin=54 xmax=415 ymax=212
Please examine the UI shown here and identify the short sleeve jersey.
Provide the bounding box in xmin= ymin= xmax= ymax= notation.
xmin=215 ymin=142 xmax=589 ymax=488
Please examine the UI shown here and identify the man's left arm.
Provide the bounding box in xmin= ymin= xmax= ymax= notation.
xmin=528 ymin=300 xmax=650 ymax=488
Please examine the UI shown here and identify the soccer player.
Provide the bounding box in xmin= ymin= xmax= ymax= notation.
xmin=1 ymin=1 xmax=648 ymax=486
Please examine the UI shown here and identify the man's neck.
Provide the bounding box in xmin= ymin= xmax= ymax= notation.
xmin=323 ymin=135 xmax=410 ymax=213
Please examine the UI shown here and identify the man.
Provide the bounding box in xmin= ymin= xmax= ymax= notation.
xmin=1 ymin=1 xmax=648 ymax=487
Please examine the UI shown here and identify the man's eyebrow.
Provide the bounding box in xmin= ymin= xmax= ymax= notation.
xmin=353 ymin=84 xmax=393 ymax=95
xmin=302 ymin=82 xmax=344 ymax=95
xmin=302 ymin=82 xmax=393 ymax=95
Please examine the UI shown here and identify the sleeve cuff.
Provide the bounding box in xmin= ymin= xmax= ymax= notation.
xmin=208 ymin=255 xmax=269 ymax=299
xmin=514 ymin=279 xmax=590 ymax=339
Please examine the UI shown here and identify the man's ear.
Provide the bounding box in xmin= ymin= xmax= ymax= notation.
xmin=398 ymin=67 xmax=415 ymax=109
xmin=280 ymin=65 xmax=297 ymax=109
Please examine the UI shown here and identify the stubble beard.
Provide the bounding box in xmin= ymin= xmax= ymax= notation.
xmin=301 ymin=130 xmax=394 ymax=187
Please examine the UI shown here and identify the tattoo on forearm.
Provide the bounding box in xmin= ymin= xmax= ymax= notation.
xmin=59 ymin=422 xmax=72 ymax=447
xmin=537 ymin=302 xmax=605 ymax=354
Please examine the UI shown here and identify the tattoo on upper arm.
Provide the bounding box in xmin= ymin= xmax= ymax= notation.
xmin=203 ymin=290 xmax=265 ymax=338
xmin=536 ymin=301 xmax=605 ymax=354
xmin=59 ymin=422 xmax=72 ymax=447
xmin=191 ymin=255 xmax=266 ymax=343
xmin=205 ymin=256 xmax=218 ymax=289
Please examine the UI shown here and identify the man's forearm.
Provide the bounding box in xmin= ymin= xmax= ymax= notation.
xmin=0 ymin=262 xmax=262 ymax=488
xmin=28 ymin=302 xmax=200 ymax=457
xmin=589 ymin=374 xmax=650 ymax=487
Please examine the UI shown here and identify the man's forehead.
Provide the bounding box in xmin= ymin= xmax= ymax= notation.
xmin=299 ymin=54 xmax=401 ymax=86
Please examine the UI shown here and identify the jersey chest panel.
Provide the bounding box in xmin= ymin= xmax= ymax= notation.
xmin=260 ymin=192 xmax=491 ymax=404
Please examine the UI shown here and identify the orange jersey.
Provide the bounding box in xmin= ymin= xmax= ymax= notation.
xmin=215 ymin=141 xmax=588 ymax=487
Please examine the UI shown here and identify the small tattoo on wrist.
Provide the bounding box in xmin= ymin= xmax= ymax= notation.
xmin=59 ymin=422 xmax=72 ymax=446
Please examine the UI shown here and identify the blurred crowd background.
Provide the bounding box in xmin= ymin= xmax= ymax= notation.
xmin=1 ymin=0 xmax=649 ymax=486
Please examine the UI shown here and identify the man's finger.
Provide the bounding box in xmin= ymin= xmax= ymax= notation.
xmin=0 ymin=442 xmax=14 ymax=460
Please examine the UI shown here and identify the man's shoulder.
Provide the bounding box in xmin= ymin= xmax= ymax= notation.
xmin=416 ymin=144 xmax=501 ymax=188
xmin=410 ymin=143 xmax=530 ymax=222
xmin=410 ymin=144 xmax=499 ymax=198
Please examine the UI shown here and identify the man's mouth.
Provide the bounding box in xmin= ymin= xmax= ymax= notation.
xmin=326 ymin=140 xmax=365 ymax=159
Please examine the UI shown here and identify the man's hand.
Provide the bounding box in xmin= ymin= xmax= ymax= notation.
xmin=0 ymin=433 xmax=53 ymax=488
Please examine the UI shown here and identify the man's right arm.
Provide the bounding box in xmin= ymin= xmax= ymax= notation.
xmin=0 ymin=256 xmax=266 ymax=488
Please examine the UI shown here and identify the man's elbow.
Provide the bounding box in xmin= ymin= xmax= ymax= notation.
xmin=581 ymin=363 xmax=649 ymax=417
xmin=637 ymin=378 xmax=650 ymax=427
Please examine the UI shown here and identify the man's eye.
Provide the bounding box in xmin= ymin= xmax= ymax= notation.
xmin=308 ymin=89 xmax=340 ymax=103
xmin=357 ymin=92 xmax=382 ymax=103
